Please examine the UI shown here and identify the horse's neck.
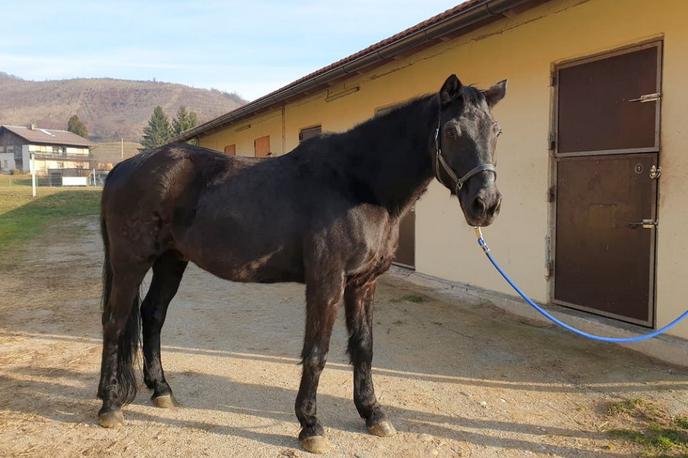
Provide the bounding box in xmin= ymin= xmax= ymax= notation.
xmin=344 ymin=96 xmax=437 ymax=217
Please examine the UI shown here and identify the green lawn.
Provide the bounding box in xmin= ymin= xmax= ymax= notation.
xmin=0 ymin=174 xmax=101 ymax=254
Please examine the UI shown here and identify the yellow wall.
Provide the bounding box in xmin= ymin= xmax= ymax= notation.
xmin=198 ymin=0 xmax=688 ymax=337
xmin=201 ymin=108 xmax=285 ymax=156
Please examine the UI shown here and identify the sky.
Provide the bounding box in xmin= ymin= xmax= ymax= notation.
xmin=0 ymin=1 xmax=464 ymax=101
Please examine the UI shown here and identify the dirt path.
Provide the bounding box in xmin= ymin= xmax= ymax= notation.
xmin=1 ymin=216 xmax=687 ymax=457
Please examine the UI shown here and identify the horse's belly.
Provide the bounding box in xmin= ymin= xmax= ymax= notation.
xmin=196 ymin=254 xmax=305 ymax=284
xmin=175 ymin=229 xmax=305 ymax=284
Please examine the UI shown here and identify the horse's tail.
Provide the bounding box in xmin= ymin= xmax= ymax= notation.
xmin=100 ymin=208 xmax=141 ymax=405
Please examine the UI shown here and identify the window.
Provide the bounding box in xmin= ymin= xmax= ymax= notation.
xmin=254 ymin=136 xmax=271 ymax=157
xmin=224 ymin=144 xmax=236 ymax=156
xmin=299 ymin=125 xmax=322 ymax=143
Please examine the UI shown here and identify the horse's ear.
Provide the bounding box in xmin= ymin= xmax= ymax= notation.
xmin=439 ymin=74 xmax=463 ymax=107
xmin=484 ymin=79 xmax=507 ymax=107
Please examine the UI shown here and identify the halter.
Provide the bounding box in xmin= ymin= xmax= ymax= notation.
xmin=433 ymin=119 xmax=497 ymax=194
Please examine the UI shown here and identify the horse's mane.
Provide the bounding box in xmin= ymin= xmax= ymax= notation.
xmin=295 ymin=85 xmax=485 ymax=154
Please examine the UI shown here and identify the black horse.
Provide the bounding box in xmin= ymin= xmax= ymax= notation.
xmin=97 ymin=74 xmax=506 ymax=453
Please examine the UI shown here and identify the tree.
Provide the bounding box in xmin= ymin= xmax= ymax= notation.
xmin=141 ymin=106 xmax=172 ymax=150
xmin=67 ymin=115 xmax=88 ymax=138
xmin=172 ymin=106 xmax=198 ymax=136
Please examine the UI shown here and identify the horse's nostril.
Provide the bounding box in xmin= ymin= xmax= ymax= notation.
xmin=472 ymin=197 xmax=486 ymax=216
xmin=488 ymin=200 xmax=501 ymax=215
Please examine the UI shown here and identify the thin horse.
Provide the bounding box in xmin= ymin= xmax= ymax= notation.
xmin=97 ymin=74 xmax=506 ymax=453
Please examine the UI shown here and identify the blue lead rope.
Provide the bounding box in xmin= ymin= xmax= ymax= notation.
xmin=474 ymin=227 xmax=688 ymax=343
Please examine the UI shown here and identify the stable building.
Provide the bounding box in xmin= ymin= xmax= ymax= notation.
xmin=175 ymin=0 xmax=688 ymax=346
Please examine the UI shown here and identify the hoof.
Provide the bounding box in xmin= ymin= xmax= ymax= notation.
xmin=300 ymin=435 xmax=330 ymax=454
xmin=98 ymin=410 xmax=124 ymax=428
xmin=368 ymin=420 xmax=396 ymax=437
xmin=152 ymin=394 xmax=177 ymax=408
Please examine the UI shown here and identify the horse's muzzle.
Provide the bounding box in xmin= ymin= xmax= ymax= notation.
xmin=463 ymin=187 xmax=502 ymax=227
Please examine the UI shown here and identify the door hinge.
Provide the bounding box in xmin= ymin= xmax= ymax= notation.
xmin=650 ymin=164 xmax=662 ymax=179
xmin=628 ymin=92 xmax=661 ymax=103
xmin=548 ymin=185 xmax=556 ymax=203
xmin=549 ymin=132 xmax=556 ymax=151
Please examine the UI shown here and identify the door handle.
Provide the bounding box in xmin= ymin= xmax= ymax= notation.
xmin=628 ymin=92 xmax=661 ymax=103
xmin=628 ymin=219 xmax=657 ymax=229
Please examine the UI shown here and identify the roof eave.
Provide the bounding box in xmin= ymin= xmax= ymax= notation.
xmin=172 ymin=0 xmax=534 ymax=143
xmin=27 ymin=140 xmax=92 ymax=148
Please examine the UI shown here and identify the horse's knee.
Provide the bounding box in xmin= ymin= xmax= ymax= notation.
xmin=301 ymin=343 xmax=328 ymax=371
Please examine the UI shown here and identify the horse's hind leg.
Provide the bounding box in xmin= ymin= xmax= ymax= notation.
xmin=295 ymin=267 xmax=344 ymax=454
xmin=97 ymin=261 xmax=149 ymax=428
xmin=344 ymin=281 xmax=395 ymax=437
xmin=141 ymin=251 xmax=188 ymax=408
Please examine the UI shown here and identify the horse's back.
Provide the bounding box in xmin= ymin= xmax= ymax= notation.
xmin=101 ymin=144 xmax=247 ymax=258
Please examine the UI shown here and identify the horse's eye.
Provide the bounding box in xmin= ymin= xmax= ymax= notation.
xmin=445 ymin=123 xmax=460 ymax=138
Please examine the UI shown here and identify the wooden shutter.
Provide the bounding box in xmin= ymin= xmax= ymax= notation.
xmin=224 ymin=144 xmax=236 ymax=156
xmin=254 ymin=136 xmax=271 ymax=157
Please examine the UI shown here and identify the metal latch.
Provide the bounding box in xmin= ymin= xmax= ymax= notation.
xmin=650 ymin=165 xmax=661 ymax=179
xmin=628 ymin=92 xmax=661 ymax=103
xmin=628 ymin=219 xmax=658 ymax=229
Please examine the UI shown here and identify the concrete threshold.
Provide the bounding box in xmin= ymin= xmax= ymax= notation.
xmin=384 ymin=265 xmax=688 ymax=368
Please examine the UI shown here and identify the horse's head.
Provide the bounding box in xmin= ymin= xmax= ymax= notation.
xmin=434 ymin=74 xmax=506 ymax=227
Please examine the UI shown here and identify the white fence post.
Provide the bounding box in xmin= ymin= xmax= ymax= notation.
xmin=30 ymin=153 xmax=36 ymax=198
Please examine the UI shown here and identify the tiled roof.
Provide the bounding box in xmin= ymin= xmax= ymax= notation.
xmin=1 ymin=125 xmax=92 ymax=147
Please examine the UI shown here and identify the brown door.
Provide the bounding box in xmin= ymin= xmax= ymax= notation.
xmin=224 ymin=144 xmax=236 ymax=156
xmin=553 ymin=42 xmax=661 ymax=326
xmin=554 ymin=154 xmax=657 ymax=324
xmin=394 ymin=208 xmax=415 ymax=269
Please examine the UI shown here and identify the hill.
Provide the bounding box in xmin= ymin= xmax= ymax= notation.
xmin=0 ymin=72 xmax=245 ymax=142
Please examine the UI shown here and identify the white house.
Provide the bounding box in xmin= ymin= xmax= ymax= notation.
xmin=0 ymin=124 xmax=91 ymax=174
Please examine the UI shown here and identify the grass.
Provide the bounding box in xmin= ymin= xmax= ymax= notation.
xmin=391 ymin=294 xmax=429 ymax=304
xmin=0 ymin=174 xmax=101 ymax=255
xmin=605 ymin=398 xmax=688 ymax=457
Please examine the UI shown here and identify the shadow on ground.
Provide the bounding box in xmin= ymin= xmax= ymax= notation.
xmin=1 ymin=365 xmax=632 ymax=457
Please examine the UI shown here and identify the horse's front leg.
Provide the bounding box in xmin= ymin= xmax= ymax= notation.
xmin=344 ymin=280 xmax=395 ymax=437
xmin=295 ymin=266 xmax=344 ymax=454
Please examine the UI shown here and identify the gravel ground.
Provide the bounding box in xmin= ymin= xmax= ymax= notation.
xmin=1 ymin=216 xmax=687 ymax=457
